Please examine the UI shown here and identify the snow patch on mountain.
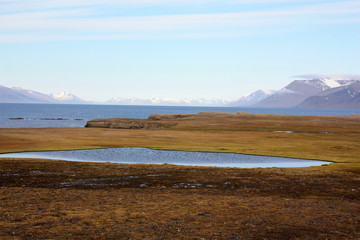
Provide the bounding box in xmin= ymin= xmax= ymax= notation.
xmin=277 ymin=88 xmax=298 ymax=95
xmin=0 ymin=85 xmax=86 ymax=104
xmin=52 ymin=92 xmax=79 ymax=101
xmin=228 ymin=89 xmax=276 ymax=106
xmin=321 ymin=79 xmax=341 ymax=88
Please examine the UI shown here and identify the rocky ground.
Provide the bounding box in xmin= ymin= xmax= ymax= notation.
xmin=0 ymin=158 xmax=359 ymax=239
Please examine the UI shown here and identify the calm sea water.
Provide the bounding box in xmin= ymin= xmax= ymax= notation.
xmin=1 ymin=103 xmax=359 ymax=128
xmin=0 ymin=148 xmax=331 ymax=168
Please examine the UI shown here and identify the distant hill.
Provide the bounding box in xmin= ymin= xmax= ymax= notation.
xmin=0 ymin=85 xmax=87 ymax=104
xmin=255 ymin=79 xmax=359 ymax=108
xmin=107 ymin=96 xmax=231 ymax=106
xmin=297 ymin=81 xmax=360 ymax=109
xmin=228 ymin=89 xmax=276 ymax=107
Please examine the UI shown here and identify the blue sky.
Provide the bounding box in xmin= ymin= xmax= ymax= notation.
xmin=0 ymin=0 xmax=359 ymax=101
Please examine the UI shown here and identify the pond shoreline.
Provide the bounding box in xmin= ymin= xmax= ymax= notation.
xmin=0 ymin=147 xmax=332 ymax=168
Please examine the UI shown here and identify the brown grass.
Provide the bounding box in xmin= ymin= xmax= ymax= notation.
xmin=0 ymin=113 xmax=359 ymax=239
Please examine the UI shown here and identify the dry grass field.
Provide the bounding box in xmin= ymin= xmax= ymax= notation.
xmin=0 ymin=112 xmax=359 ymax=239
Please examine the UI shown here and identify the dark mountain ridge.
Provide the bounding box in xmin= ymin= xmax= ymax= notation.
xmin=255 ymin=79 xmax=359 ymax=109
xmin=297 ymin=81 xmax=360 ymax=109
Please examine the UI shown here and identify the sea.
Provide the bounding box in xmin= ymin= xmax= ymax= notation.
xmin=1 ymin=103 xmax=359 ymax=128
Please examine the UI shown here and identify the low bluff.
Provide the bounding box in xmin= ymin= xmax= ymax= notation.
xmin=84 ymin=118 xmax=176 ymax=129
xmin=84 ymin=112 xmax=240 ymax=129
xmin=84 ymin=111 xmax=360 ymax=131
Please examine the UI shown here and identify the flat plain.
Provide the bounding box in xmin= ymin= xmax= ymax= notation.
xmin=0 ymin=112 xmax=359 ymax=239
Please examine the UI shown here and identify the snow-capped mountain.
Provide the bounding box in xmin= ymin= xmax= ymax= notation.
xmin=109 ymin=89 xmax=276 ymax=107
xmin=297 ymin=81 xmax=360 ymax=109
xmin=297 ymin=78 xmax=355 ymax=91
xmin=255 ymin=78 xmax=359 ymax=108
xmin=51 ymin=92 xmax=86 ymax=103
xmin=228 ymin=89 xmax=276 ymax=107
xmin=0 ymin=85 xmax=87 ymax=104
xmin=107 ymin=97 xmax=232 ymax=106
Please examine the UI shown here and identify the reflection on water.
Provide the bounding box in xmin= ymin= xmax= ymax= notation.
xmin=0 ymin=148 xmax=331 ymax=168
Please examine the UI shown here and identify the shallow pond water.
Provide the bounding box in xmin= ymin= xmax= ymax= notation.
xmin=0 ymin=148 xmax=331 ymax=168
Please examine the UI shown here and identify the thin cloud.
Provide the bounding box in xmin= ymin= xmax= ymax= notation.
xmin=293 ymin=74 xmax=360 ymax=80
xmin=0 ymin=0 xmax=359 ymax=42
xmin=0 ymin=0 xmax=332 ymax=12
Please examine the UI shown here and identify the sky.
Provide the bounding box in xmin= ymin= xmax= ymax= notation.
xmin=0 ymin=0 xmax=359 ymax=102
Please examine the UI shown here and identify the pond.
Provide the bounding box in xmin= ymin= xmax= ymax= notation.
xmin=0 ymin=148 xmax=331 ymax=168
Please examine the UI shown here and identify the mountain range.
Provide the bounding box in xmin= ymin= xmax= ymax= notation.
xmin=107 ymin=97 xmax=232 ymax=106
xmin=0 ymin=85 xmax=87 ymax=104
xmin=1 ymin=77 xmax=359 ymax=109
xmin=254 ymin=79 xmax=360 ymax=109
